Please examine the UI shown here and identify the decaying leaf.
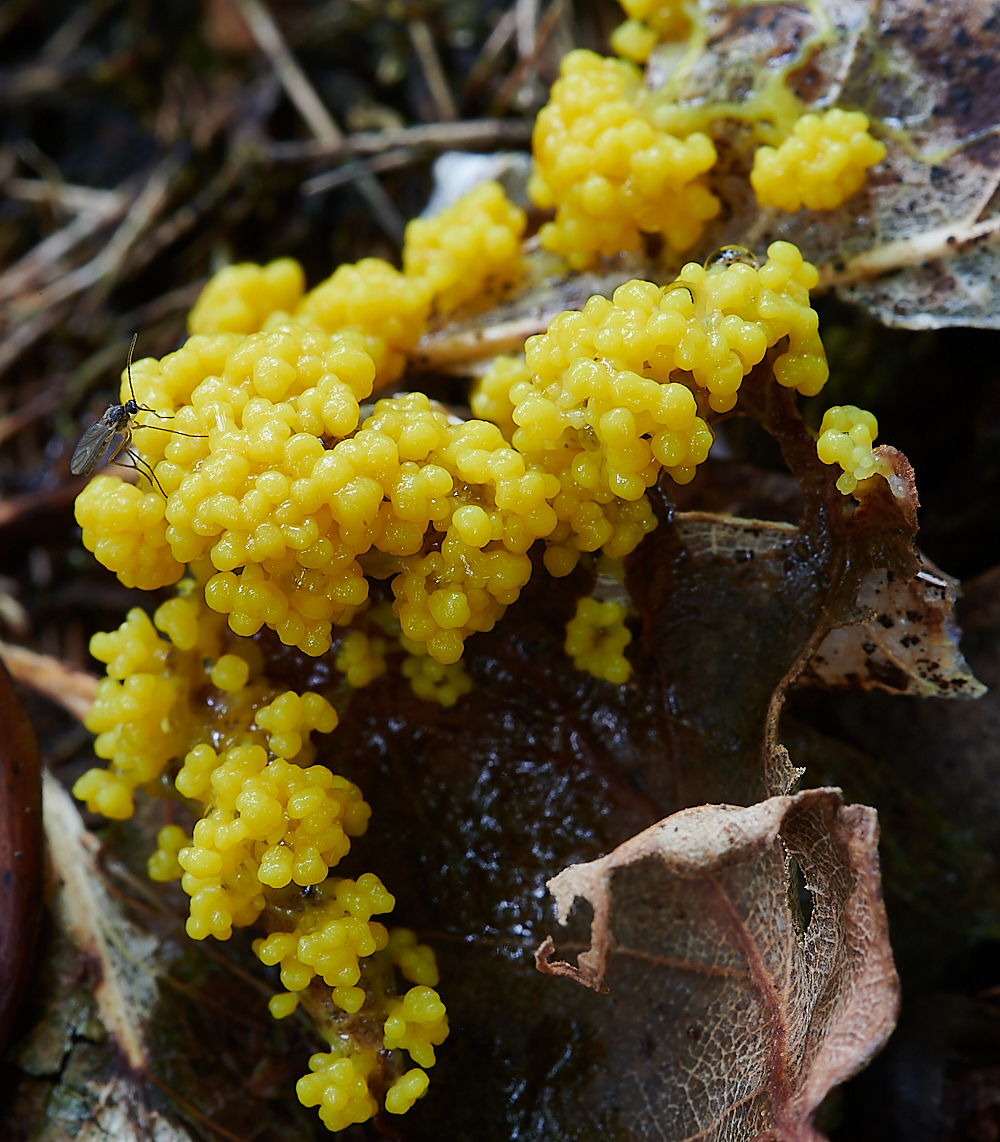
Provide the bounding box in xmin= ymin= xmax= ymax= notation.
xmin=411 ymin=252 xmax=655 ymax=374
xmin=42 ymin=771 xmax=160 ymax=1071
xmin=536 ymin=788 xmax=898 ymax=1142
xmin=649 ymin=0 xmax=1000 ymax=329
xmin=804 ymin=557 xmax=986 ymax=698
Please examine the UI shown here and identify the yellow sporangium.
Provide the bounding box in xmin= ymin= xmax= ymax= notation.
xmin=751 ymin=109 xmax=886 ymax=212
xmin=74 ymin=579 xmax=447 ymax=1132
xmin=295 ymin=258 xmax=431 ymax=387
xmin=335 ymin=629 xmax=388 ymax=687
xmin=188 ymin=258 xmax=306 ymax=336
xmin=565 ymin=597 xmax=632 ymax=684
xmin=403 ymin=180 xmax=526 ymax=314
xmin=253 ymin=873 xmax=394 ymax=1007
xmin=72 ymin=599 xmax=214 ymax=819
xmin=401 ymin=650 xmax=474 ymax=706
xmin=528 ymin=50 xmax=719 ymax=270
xmin=816 ymin=404 xmax=891 ymax=495
xmin=610 ymin=0 xmax=690 ymax=63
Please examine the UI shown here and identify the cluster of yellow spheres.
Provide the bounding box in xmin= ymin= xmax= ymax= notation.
xmin=528 ymin=50 xmax=720 ymax=269
xmin=185 ymin=178 xmax=524 ymax=389
xmin=71 ymin=582 xmax=446 ymax=1130
xmin=564 ymin=597 xmax=633 ymax=685
xmin=751 ymin=109 xmax=886 ymax=213
xmin=402 ymin=180 xmax=526 ymax=313
xmin=76 ymin=234 xmax=837 ymax=675
xmin=610 ymin=0 xmax=690 ymax=62
xmin=264 ymin=903 xmax=448 ymax=1133
xmin=816 ymin=404 xmax=891 ymax=495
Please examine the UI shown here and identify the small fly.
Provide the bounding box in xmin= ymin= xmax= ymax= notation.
xmin=70 ymin=335 xmax=205 ymax=496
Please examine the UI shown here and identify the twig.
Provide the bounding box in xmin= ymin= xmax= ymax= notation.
xmin=412 ymin=314 xmax=549 ymax=371
xmin=0 ymin=384 xmax=62 ymax=446
xmin=3 ymin=178 xmax=123 ymax=215
xmin=26 ymin=160 xmax=175 ymax=312
xmin=267 ymin=118 xmax=532 ymax=162
xmin=234 ymin=0 xmax=405 ymax=244
xmin=817 ymin=216 xmax=1000 ymax=288
xmin=0 ymin=302 xmax=72 ymax=381
xmin=408 ymin=19 xmax=458 ymax=122
xmin=235 ymin=0 xmax=341 ymax=144
xmin=516 ymin=0 xmax=538 ymax=58
xmin=0 ymin=640 xmax=98 ymax=721
xmin=147 ymin=1074 xmax=254 ymax=1142
xmin=301 ymin=148 xmax=417 ymax=197
xmin=0 ymin=164 xmax=172 ymax=376
xmin=463 ymin=6 xmax=518 ymax=100
xmin=490 ymin=0 xmax=563 ymax=116
xmin=42 ymin=0 xmax=121 ymax=61
xmin=0 ymin=192 xmax=128 ymax=302
xmin=121 ymin=157 xmax=243 ymax=280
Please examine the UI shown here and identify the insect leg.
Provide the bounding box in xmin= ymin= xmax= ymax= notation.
xmin=115 ymin=445 xmax=168 ymax=498
xmin=132 ymin=422 xmax=207 ymax=439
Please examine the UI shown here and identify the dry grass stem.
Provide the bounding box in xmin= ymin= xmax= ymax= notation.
xmin=408 ymin=18 xmax=459 ymax=122
xmin=0 ymin=640 xmax=98 ymax=720
xmin=268 ymin=117 xmax=532 ymax=162
xmin=234 ymin=0 xmax=404 ymax=243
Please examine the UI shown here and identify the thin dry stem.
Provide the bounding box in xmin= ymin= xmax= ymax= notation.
xmin=234 ymin=0 xmax=404 ymax=243
xmin=817 ymin=215 xmax=1000 ymax=288
xmin=267 ymin=117 xmax=531 ymax=162
xmin=0 ymin=641 xmax=98 ymax=721
xmin=409 ymin=18 xmax=459 ymax=122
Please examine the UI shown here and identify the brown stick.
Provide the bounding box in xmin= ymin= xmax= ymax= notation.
xmin=816 ymin=216 xmax=1000 ymax=289
xmin=0 ymin=658 xmax=43 ymax=1053
xmin=234 ymin=0 xmax=404 ymax=243
xmin=0 ymin=384 xmax=63 ymax=446
xmin=0 ymin=641 xmax=98 ymax=721
xmin=408 ymin=18 xmax=459 ymax=122
xmin=266 ymin=118 xmax=532 ymax=162
xmin=411 ymin=314 xmax=549 ymax=371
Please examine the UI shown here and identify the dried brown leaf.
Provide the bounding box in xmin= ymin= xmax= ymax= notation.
xmin=0 ymin=659 xmax=42 ymax=1051
xmin=537 ymin=788 xmax=899 ymax=1142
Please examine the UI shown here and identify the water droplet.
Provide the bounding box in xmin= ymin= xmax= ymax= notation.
xmin=703 ymin=244 xmax=759 ymax=270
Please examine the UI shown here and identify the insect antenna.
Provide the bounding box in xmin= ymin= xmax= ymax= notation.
xmin=124 ymin=331 xmax=207 ymax=438
xmin=125 ymin=332 xmax=139 ymax=403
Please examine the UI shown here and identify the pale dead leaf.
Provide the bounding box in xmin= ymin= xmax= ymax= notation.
xmin=42 ymin=770 xmax=159 ymax=1071
xmin=651 ymin=0 xmax=1000 ymax=328
xmin=537 ymin=788 xmax=899 ymax=1142
xmin=805 ymin=556 xmax=987 ymax=698
xmin=73 ymin=1078 xmax=194 ymax=1142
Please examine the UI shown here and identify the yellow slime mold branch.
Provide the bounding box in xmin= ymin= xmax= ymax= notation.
xmin=751 ymin=109 xmax=886 ymax=212
xmin=528 ymin=50 xmax=720 ymax=271
xmin=565 ymin=597 xmax=632 ymax=684
xmin=610 ymin=0 xmax=690 ymax=63
xmin=269 ymin=915 xmax=448 ymax=1132
xmin=76 ymin=239 xmax=832 ymax=666
xmin=816 ymin=404 xmax=894 ymax=495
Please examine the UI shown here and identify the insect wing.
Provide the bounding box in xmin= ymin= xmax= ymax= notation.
xmin=70 ymin=409 xmax=127 ymax=476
